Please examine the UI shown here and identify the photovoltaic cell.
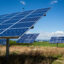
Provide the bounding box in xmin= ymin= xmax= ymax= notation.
xmin=50 ymin=37 xmax=64 ymax=43
xmin=16 ymin=34 xmax=39 ymax=43
xmin=0 ymin=8 xmax=50 ymax=37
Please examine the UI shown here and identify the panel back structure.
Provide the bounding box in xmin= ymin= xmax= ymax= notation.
xmin=50 ymin=37 xmax=64 ymax=43
xmin=16 ymin=34 xmax=39 ymax=43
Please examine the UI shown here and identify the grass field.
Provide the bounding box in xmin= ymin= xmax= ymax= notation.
xmin=33 ymin=41 xmax=64 ymax=47
xmin=0 ymin=41 xmax=64 ymax=64
xmin=9 ymin=40 xmax=64 ymax=47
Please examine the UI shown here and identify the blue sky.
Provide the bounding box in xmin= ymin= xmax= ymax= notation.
xmin=0 ymin=0 xmax=64 ymax=40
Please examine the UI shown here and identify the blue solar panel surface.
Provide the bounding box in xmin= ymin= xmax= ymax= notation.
xmin=50 ymin=37 xmax=64 ymax=43
xmin=16 ymin=34 xmax=39 ymax=43
xmin=0 ymin=39 xmax=6 ymax=45
xmin=0 ymin=8 xmax=50 ymax=37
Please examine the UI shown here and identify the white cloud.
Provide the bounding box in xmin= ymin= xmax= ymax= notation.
xmin=51 ymin=31 xmax=64 ymax=36
xmin=37 ymin=31 xmax=64 ymax=40
xmin=20 ymin=1 xmax=26 ymax=5
xmin=50 ymin=0 xmax=58 ymax=5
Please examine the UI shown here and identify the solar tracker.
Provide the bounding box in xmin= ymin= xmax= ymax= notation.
xmin=50 ymin=37 xmax=64 ymax=43
xmin=16 ymin=34 xmax=39 ymax=43
xmin=0 ymin=39 xmax=6 ymax=45
xmin=0 ymin=8 xmax=50 ymax=57
xmin=0 ymin=8 xmax=50 ymax=37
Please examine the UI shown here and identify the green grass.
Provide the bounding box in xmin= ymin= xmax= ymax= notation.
xmin=9 ymin=40 xmax=64 ymax=47
xmin=9 ymin=40 xmax=16 ymax=45
xmin=33 ymin=41 xmax=64 ymax=47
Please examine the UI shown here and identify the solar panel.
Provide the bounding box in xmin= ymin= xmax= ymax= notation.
xmin=16 ymin=34 xmax=39 ymax=43
xmin=0 ymin=8 xmax=50 ymax=37
xmin=50 ymin=37 xmax=64 ymax=43
xmin=0 ymin=39 xmax=6 ymax=45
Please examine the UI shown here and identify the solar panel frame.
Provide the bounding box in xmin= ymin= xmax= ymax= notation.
xmin=0 ymin=8 xmax=50 ymax=38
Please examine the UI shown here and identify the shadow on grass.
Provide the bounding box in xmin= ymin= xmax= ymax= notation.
xmin=0 ymin=52 xmax=57 ymax=64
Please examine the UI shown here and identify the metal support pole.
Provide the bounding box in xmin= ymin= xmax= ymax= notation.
xmin=6 ymin=39 xmax=9 ymax=58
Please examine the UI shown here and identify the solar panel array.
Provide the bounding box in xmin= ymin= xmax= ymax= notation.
xmin=16 ymin=34 xmax=39 ymax=43
xmin=0 ymin=39 xmax=6 ymax=45
xmin=0 ymin=8 xmax=50 ymax=37
xmin=50 ymin=37 xmax=64 ymax=43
